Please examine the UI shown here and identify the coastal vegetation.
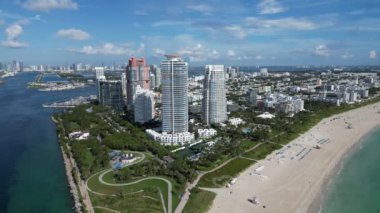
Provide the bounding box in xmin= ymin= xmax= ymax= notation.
xmin=55 ymin=104 xmax=197 ymax=212
xmin=54 ymin=92 xmax=380 ymax=212
xmin=182 ymin=188 xmax=216 ymax=213
xmin=198 ymin=158 xmax=253 ymax=188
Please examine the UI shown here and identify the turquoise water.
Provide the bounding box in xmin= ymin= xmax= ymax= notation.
xmin=322 ymin=127 xmax=380 ymax=213
xmin=0 ymin=73 xmax=95 ymax=212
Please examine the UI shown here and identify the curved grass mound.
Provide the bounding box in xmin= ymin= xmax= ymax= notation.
xmin=198 ymin=158 xmax=254 ymax=188
xmin=87 ymin=172 xmax=167 ymax=213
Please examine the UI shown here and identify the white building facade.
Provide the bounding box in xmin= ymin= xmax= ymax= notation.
xmin=134 ymin=86 xmax=155 ymax=124
xmin=161 ymin=55 xmax=189 ymax=133
xmin=202 ymin=65 xmax=227 ymax=126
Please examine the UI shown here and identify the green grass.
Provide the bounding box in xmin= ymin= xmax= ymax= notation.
xmin=90 ymin=189 xmax=163 ymax=213
xmin=68 ymin=121 xmax=81 ymax=131
xmin=239 ymin=139 xmax=259 ymax=151
xmin=243 ymin=143 xmax=282 ymax=160
xmin=88 ymin=173 xmax=166 ymax=212
xmin=198 ymin=158 xmax=254 ymax=188
xmin=87 ymin=171 xmax=183 ymax=212
xmin=183 ymin=188 xmax=216 ymax=213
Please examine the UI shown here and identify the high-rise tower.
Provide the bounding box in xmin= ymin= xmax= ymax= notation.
xmin=202 ymin=65 xmax=227 ymax=126
xmin=126 ymin=57 xmax=149 ymax=108
xmin=161 ymin=55 xmax=188 ymax=133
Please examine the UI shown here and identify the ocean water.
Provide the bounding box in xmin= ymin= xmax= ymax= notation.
xmin=0 ymin=73 xmax=95 ymax=213
xmin=322 ymin=127 xmax=380 ymax=213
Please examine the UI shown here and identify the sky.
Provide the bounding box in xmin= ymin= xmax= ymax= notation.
xmin=0 ymin=0 xmax=379 ymax=66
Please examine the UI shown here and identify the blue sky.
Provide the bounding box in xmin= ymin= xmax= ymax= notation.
xmin=0 ymin=0 xmax=379 ymax=66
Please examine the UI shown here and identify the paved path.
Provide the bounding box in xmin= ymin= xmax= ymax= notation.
xmin=98 ymin=174 xmax=172 ymax=213
xmin=86 ymin=152 xmax=173 ymax=213
xmin=175 ymin=142 xmax=263 ymax=213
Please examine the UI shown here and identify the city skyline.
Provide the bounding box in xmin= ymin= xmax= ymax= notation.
xmin=0 ymin=0 xmax=379 ymax=66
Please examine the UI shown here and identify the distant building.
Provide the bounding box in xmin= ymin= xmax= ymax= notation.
xmin=316 ymin=78 xmax=323 ymax=87
xmin=126 ymin=57 xmax=150 ymax=109
xmin=134 ymin=86 xmax=155 ymax=124
xmin=150 ymin=65 xmax=161 ymax=88
xmin=161 ymin=55 xmax=189 ymax=133
xmin=97 ymin=79 xmax=124 ymax=110
xmin=228 ymin=118 xmax=245 ymax=126
xmin=145 ymin=129 xmax=194 ymax=145
xmin=198 ymin=128 xmax=217 ymax=138
xmin=202 ymin=65 xmax=227 ymax=126
xmin=260 ymin=68 xmax=269 ymax=77
xmin=121 ymin=73 xmax=127 ymax=96
xmin=248 ymin=88 xmax=260 ymax=105
xmin=149 ymin=73 xmax=156 ymax=89
xmin=227 ymin=67 xmax=237 ymax=78
xmin=95 ymin=67 xmax=105 ymax=80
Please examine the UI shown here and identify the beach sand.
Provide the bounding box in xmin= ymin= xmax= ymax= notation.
xmin=207 ymin=102 xmax=380 ymax=213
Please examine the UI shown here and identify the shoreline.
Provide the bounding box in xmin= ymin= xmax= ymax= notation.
xmin=52 ymin=116 xmax=93 ymax=213
xmin=307 ymin=125 xmax=380 ymax=213
xmin=60 ymin=144 xmax=83 ymax=213
xmin=208 ymin=102 xmax=380 ymax=213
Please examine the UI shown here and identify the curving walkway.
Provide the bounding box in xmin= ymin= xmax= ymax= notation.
xmin=175 ymin=142 xmax=263 ymax=213
xmin=86 ymin=152 xmax=173 ymax=213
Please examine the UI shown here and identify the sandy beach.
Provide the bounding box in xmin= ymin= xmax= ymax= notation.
xmin=207 ymin=102 xmax=380 ymax=213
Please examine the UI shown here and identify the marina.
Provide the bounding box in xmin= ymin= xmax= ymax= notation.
xmin=42 ymin=95 xmax=97 ymax=108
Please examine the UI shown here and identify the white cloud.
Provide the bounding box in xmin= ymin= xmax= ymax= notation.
xmin=224 ymin=25 xmax=248 ymax=39
xmin=315 ymin=44 xmax=330 ymax=57
xmin=1 ymin=40 xmax=28 ymax=48
xmin=56 ymin=28 xmax=90 ymax=40
xmin=255 ymin=55 xmax=264 ymax=60
xmin=68 ymin=43 xmax=135 ymax=55
xmin=152 ymin=48 xmax=165 ymax=57
xmin=208 ymin=50 xmax=220 ymax=59
xmin=22 ymin=0 xmax=78 ymax=12
xmin=151 ymin=20 xmax=190 ymax=27
xmin=2 ymin=24 xmax=28 ymax=49
xmin=221 ymin=17 xmax=331 ymax=40
xmin=178 ymin=44 xmax=220 ymax=62
xmin=136 ymin=43 xmax=145 ymax=53
xmin=5 ymin=24 xmax=23 ymax=40
xmin=257 ymin=0 xmax=286 ymax=14
xmin=227 ymin=50 xmax=236 ymax=57
xmin=245 ymin=17 xmax=323 ymax=30
xmin=341 ymin=52 xmax=354 ymax=59
xmin=187 ymin=4 xmax=213 ymax=13
xmin=369 ymin=50 xmax=376 ymax=59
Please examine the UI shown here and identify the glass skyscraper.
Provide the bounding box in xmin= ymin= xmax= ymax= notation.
xmin=161 ymin=55 xmax=188 ymax=133
xmin=97 ymin=80 xmax=124 ymax=110
xmin=202 ymin=65 xmax=227 ymax=126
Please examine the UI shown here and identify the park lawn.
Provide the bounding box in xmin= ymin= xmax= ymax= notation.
xmin=90 ymin=189 xmax=163 ymax=213
xmin=182 ymin=188 xmax=216 ymax=213
xmin=243 ymin=143 xmax=282 ymax=160
xmin=68 ymin=121 xmax=81 ymax=131
xmin=198 ymin=158 xmax=254 ymax=188
xmin=196 ymin=155 xmax=231 ymax=171
xmin=238 ymin=139 xmax=259 ymax=151
xmin=87 ymin=171 xmax=183 ymax=212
